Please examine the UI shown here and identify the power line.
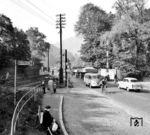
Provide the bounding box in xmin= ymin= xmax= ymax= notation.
xmin=24 ymin=0 xmax=70 ymax=39
xmin=11 ymin=0 xmax=72 ymax=45
xmin=24 ymin=0 xmax=56 ymax=25
xmin=41 ymin=0 xmax=71 ymax=38
xmin=11 ymin=0 xmax=55 ymax=26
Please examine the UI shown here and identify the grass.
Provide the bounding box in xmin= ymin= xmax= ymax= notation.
xmin=0 ymin=86 xmax=43 ymax=135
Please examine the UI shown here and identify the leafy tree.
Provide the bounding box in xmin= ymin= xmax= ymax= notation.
xmin=11 ymin=28 xmax=31 ymax=61
xmin=26 ymin=27 xmax=47 ymax=58
xmin=104 ymin=0 xmax=150 ymax=75
xmin=75 ymin=3 xmax=114 ymax=67
xmin=0 ymin=14 xmax=14 ymax=69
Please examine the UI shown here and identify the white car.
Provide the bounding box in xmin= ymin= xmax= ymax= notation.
xmin=84 ymin=73 xmax=103 ymax=88
xmin=118 ymin=77 xmax=143 ymax=91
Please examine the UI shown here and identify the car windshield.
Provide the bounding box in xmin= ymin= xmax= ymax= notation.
xmin=92 ymin=75 xmax=101 ymax=79
xmin=130 ymin=79 xmax=138 ymax=82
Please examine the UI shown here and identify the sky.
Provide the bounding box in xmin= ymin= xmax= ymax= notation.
xmin=0 ymin=0 xmax=150 ymax=54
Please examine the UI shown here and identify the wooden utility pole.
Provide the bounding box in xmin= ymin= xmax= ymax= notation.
xmin=56 ymin=14 xmax=66 ymax=84
xmin=47 ymin=43 xmax=50 ymax=72
xmin=106 ymin=50 xmax=109 ymax=72
xmin=65 ymin=49 xmax=67 ymax=86
xmin=14 ymin=59 xmax=17 ymax=106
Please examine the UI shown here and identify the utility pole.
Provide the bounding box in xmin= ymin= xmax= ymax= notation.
xmin=106 ymin=50 xmax=109 ymax=72
xmin=65 ymin=49 xmax=67 ymax=86
xmin=14 ymin=59 xmax=17 ymax=106
xmin=56 ymin=14 xmax=66 ymax=84
xmin=106 ymin=41 xmax=109 ymax=73
xmin=47 ymin=43 xmax=50 ymax=72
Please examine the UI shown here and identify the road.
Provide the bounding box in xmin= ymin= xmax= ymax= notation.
xmin=63 ymin=77 xmax=150 ymax=135
xmin=104 ymin=83 xmax=150 ymax=124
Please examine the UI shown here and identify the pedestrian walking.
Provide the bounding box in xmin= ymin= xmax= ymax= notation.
xmin=44 ymin=76 xmax=49 ymax=92
xmin=101 ymin=78 xmax=106 ymax=93
xmin=48 ymin=77 xmax=54 ymax=93
xmin=114 ymin=74 xmax=118 ymax=84
xmin=41 ymin=80 xmax=46 ymax=94
xmin=42 ymin=105 xmax=54 ymax=135
xmin=53 ymin=78 xmax=57 ymax=94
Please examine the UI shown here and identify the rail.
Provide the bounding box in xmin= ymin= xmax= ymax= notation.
xmin=10 ymin=84 xmax=42 ymax=135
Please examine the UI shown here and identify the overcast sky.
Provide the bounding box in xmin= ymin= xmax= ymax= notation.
xmin=0 ymin=0 xmax=150 ymax=54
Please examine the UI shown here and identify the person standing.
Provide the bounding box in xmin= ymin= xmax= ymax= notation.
xmin=41 ymin=80 xmax=46 ymax=94
xmin=101 ymin=78 xmax=106 ymax=93
xmin=53 ymin=78 xmax=57 ymax=94
xmin=48 ymin=78 xmax=54 ymax=93
xmin=114 ymin=74 xmax=118 ymax=84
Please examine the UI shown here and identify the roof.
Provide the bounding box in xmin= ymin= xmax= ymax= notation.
xmin=85 ymin=73 xmax=100 ymax=76
xmin=82 ymin=67 xmax=98 ymax=73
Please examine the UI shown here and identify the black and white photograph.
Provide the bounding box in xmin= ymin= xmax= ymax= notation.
xmin=1 ymin=0 xmax=150 ymax=135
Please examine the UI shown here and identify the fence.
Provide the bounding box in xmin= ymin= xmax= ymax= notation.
xmin=10 ymin=85 xmax=42 ymax=135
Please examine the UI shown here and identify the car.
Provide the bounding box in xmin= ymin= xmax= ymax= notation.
xmin=84 ymin=73 xmax=103 ymax=88
xmin=117 ymin=77 xmax=143 ymax=91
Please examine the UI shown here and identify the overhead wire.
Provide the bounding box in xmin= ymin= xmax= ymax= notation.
xmin=24 ymin=0 xmax=72 ymax=39
xmin=10 ymin=0 xmax=55 ymax=26
xmin=24 ymin=0 xmax=56 ymax=25
xmin=10 ymin=0 xmax=74 ymax=48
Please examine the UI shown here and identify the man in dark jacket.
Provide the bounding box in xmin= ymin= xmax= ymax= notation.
xmin=42 ymin=105 xmax=53 ymax=134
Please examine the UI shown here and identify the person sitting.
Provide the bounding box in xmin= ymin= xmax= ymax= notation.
xmin=42 ymin=105 xmax=54 ymax=135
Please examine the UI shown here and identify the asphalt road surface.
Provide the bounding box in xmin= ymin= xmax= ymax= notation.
xmin=63 ymin=77 xmax=150 ymax=135
xmin=104 ymin=83 xmax=150 ymax=124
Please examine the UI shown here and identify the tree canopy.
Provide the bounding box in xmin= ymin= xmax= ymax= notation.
xmin=75 ymin=3 xmax=114 ymax=68
xmin=75 ymin=0 xmax=150 ymax=76
xmin=26 ymin=27 xmax=49 ymax=58
xmin=0 ymin=14 xmax=51 ymax=69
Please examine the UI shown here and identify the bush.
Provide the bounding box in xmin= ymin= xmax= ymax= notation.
xmin=126 ymin=71 xmax=143 ymax=81
xmin=0 ymin=87 xmax=43 ymax=135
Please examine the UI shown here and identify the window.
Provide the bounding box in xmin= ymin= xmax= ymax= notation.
xmin=131 ymin=80 xmax=138 ymax=82
xmin=92 ymin=76 xmax=97 ymax=79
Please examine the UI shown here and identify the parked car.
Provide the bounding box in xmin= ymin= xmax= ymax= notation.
xmin=117 ymin=77 xmax=143 ymax=91
xmin=84 ymin=73 xmax=103 ymax=88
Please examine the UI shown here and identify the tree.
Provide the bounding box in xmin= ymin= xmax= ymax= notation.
xmin=75 ymin=3 xmax=114 ymax=67
xmin=102 ymin=0 xmax=150 ymax=75
xmin=26 ymin=27 xmax=47 ymax=58
xmin=11 ymin=28 xmax=31 ymax=61
xmin=0 ymin=14 xmax=14 ymax=69
xmin=113 ymin=0 xmax=145 ymax=22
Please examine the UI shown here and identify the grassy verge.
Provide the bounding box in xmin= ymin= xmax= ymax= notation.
xmin=15 ymin=91 xmax=43 ymax=135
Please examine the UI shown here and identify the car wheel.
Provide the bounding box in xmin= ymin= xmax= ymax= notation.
xmin=90 ymin=84 xmax=92 ymax=88
xmin=118 ymin=85 xmax=121 ymax=89
xmin=127 ymin=87 xmax=130 ymax=92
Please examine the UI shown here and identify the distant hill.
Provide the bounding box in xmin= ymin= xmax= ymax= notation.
xmin=42 ymin=44 xmax=80 ymax=67
xmin=55 ymin=36 xmax=83 ymax=55
xmin=42 ymin=36 xmax=83 ymax=68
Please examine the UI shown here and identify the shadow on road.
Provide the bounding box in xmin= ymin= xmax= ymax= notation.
xmin=69 ymin=92 xmax=108 ymax=99
xmin=105 ymin=91 xmax=124 ymax=95
xmin=131 ymin=90 xmax=150 ymax=93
